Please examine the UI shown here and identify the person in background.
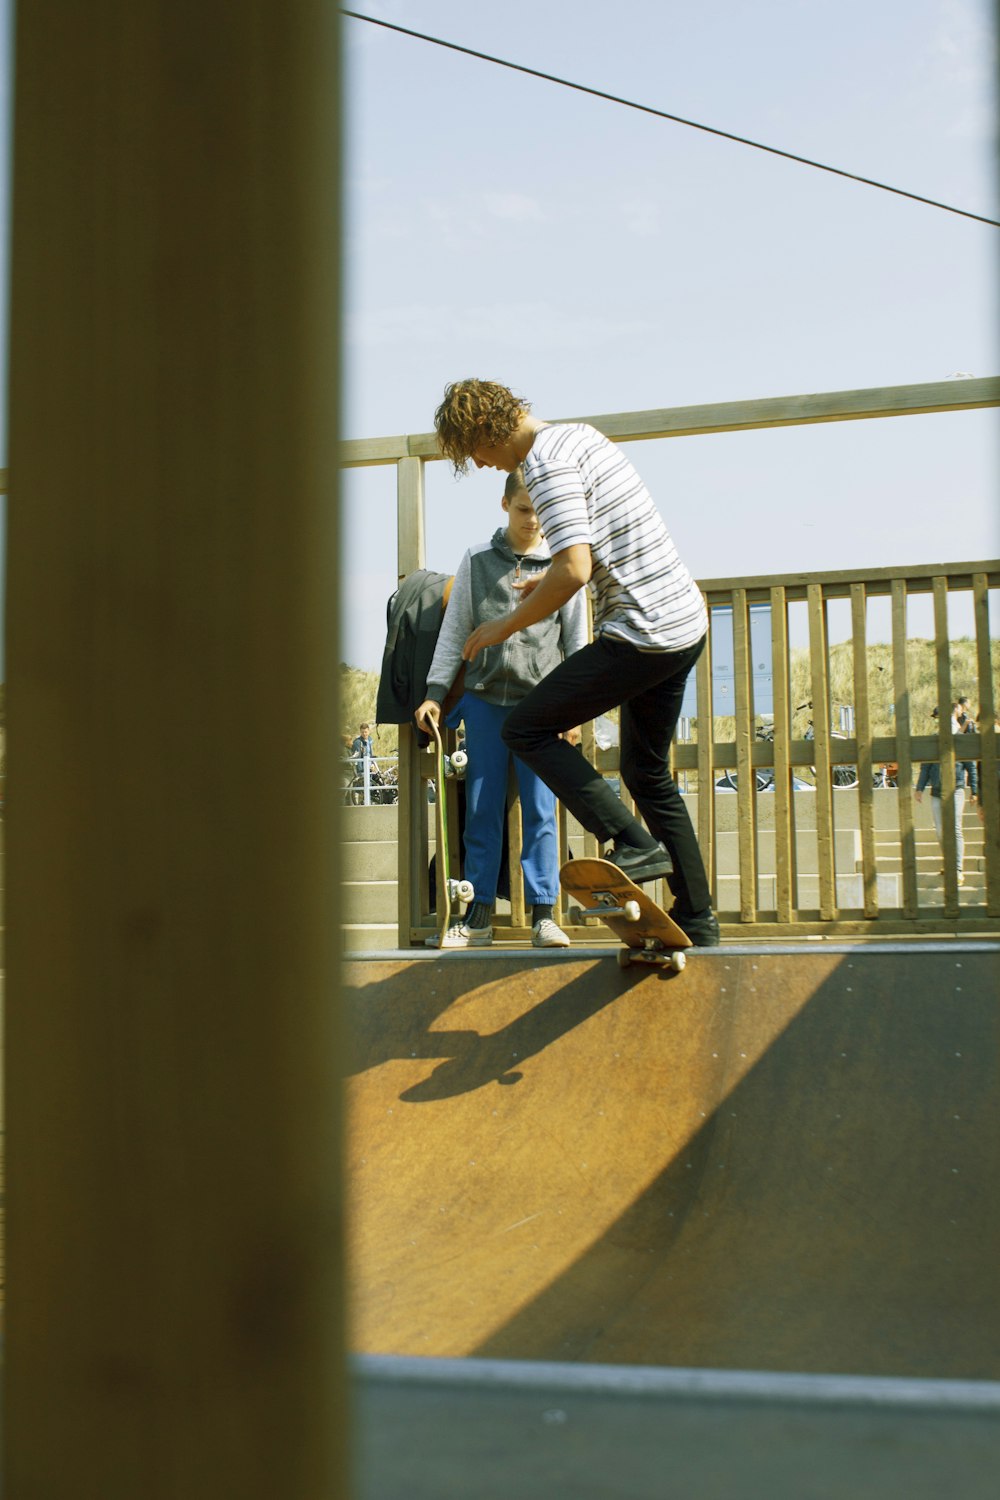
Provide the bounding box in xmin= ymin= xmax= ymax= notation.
xmin=974 ymin=708 xmax=998 ymax=827
xmin=351 ymin=722 xmax=375 ymax=760
xmin=915 ymin=707 xmax=978 ymax=886
xmin=416 ymin=467 xmax=588 ymax=949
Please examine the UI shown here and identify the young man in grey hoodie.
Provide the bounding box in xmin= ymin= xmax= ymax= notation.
xmin=416 ymin=470 xmax=588 ymax=947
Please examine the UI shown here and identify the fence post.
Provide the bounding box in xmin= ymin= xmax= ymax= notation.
xmin=5 ymin=4 xmax=346 ymax=1494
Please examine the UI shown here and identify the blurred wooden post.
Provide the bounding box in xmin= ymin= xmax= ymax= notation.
xmin=5 ymin=5 xmax=346 ymax=1497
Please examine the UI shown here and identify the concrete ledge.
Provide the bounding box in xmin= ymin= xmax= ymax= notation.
xmin=354 ymin=1354 xmax=1000 ymax=1500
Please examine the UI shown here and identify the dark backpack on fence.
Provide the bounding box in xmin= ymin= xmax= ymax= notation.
xmin=375 ymin=569 xmax=463 ymax=744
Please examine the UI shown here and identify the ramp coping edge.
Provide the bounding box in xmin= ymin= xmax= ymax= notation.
xmin=346 ymin=942 xmax=1000 ymax=960
xmin=353 ymin=1354 xmax=1000 ymax=1413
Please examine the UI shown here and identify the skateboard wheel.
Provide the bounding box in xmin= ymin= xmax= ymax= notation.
xmin=669 ymin=951 xmax=687 ymax=972
xmin=450 ymin=750 xmax=468 ymax=773
xmin=623 ymin=900 xmax=641 ymax=923
xmin=455 ymin=879 xmax=475 ymax=902
xmin=617 ymin=948 xmax=633 ymax=969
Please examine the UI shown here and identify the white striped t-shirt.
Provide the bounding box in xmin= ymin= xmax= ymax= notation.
xmin=522 ymin=423 xmax=707 ymax=652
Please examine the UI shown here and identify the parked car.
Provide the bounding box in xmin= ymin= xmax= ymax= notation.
xmin=714 ymin=771 xmax=814 ymax=793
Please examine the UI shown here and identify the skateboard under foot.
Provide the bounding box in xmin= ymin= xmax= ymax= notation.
xmin=560 ymin=857 xmax=691 ymax=971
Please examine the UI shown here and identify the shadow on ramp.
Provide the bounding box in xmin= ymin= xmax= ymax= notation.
xmin=345 ymin=946 xmax=1000 ymax=1380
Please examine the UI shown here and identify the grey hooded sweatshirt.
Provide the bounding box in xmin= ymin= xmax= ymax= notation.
xmin=424 ymin=527 xmax=589 ymax=709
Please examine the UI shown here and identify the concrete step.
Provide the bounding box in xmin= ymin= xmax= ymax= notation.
xmin=342 ymin=840 xmax=400 ymax=882
xmin=716 ymin=873 xmax=901 ymax=908
xmin=340 ymin=805 xmax=399 ymax=842
xmin=341 ymin=880 xmax=398 ymax=925
xmin=915 ymin=873 xmax=985 ymax=891
xmin=341 ymin=923 xmax=400 ymax=953
xmin=875 ymin=856 xmax=987 ymax=873
xmin=714 ymin=829 xmax=860 ymax=877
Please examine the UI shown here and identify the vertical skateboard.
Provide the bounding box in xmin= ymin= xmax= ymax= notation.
xmin=430 ymin=721 xmax=473 ymax=946
xmin=560 ymin=857 xmax=691 ymax=971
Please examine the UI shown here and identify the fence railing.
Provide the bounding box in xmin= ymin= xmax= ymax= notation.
xmin=339 ymin=379 xmax=1000 ymax=943
xmin=678 ymin=561 xmax=999 ymax=933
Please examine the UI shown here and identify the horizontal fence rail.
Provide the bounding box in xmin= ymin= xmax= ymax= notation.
xmin=340 ymin=377 xmax=1000 ymax=468
xmin=339 ymin=380 xmax=1000 ymax=944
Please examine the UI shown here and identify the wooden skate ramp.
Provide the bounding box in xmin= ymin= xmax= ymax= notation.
xmin=345 ymin=945 xmax=1000 ymax=1379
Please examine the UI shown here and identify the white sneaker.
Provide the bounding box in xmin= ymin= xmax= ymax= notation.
xmin=439 ymin=921 xmax=493 ymax=949
xmin=532 ymin=917 xmax=571 ymax=949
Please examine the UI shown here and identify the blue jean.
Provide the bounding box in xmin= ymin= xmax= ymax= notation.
xmin=455 ymin=691 xmax=561 ymax=907
xmin=502 ymin=632 xmax=711 ymax=916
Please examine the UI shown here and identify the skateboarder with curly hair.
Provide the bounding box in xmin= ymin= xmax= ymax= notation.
xmin=433 ymin=378 xmax=719 ymax=947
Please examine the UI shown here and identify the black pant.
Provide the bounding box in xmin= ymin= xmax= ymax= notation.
xmin=502 ymin=632 xmax=711 ymax=915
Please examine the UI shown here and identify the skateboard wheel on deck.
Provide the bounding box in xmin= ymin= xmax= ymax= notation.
xmin=623 ymin=900 xmax=641 ymax=923
xmin=450 ymin=750 xmax=468 ymax=775
xmin=617 ymin=948 xmax=633 ymax=969
xmin=669 ymin=951 xmax=686 ymax=972
xmin=454 ymin=879 xmax=474 ymax=902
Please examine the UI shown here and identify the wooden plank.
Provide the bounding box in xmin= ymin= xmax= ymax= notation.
xmin=673 ymin=734 xmax=938 ymax=770
xmin=340 ymin=431 xmax=442 ymax=467
xmin=340 ymin=378 xmax=1000 ymax=468
xmin=396 ymin=455 xmax=426 ymax=578
xmin=892 ymin=579 xmax=918 ymax=916
xmin=697 ymin=559 xmax=1000 ymax=601
xmin=807 ymin=584 xmax=836 ymax=920
xmin=770 ymin=586 xmax=794 ymax=924
xmin=506 ymin=763 xmax=526 ymax=931
xmin=580 ymin=719 xmax=601 ymax=859
xmin=851 ymin=583 xmax=878 ymax=918
xmin=732 ymin=589 xmax=757 ymax=923
xmin=557 ymin=802 xmax=576 ymax=928
xmin=6 ymin=3 xmax=347 ymax=1489
xmin=972 ymin=573 xmax=999 ymax=914
xmin=564 ymin=377 xmax=1000 ymax=444
xmin=695 ymin=624 xmax=716 ymax=900
xmin=711 ymin=916 xmax=1000 ymax=937
xmin=933 ymin=578 xmax=959 ymax=917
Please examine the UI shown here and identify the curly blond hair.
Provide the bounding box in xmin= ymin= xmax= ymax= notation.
xmin=434 ymin=379 xmax=529 ymax=474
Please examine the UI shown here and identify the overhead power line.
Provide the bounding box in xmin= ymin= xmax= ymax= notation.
xmin=341 ymin=8 xmax=1000 ymax=229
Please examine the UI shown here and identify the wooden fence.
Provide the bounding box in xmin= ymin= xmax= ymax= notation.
xmin=339 ymin=379 xmax=1000 ymax=942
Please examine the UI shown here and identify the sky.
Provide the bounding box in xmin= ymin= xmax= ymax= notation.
xmin=0 ymin=4 xmax=994 ymax=676
xmin=341 ymin=0 xmax=999 ymax=670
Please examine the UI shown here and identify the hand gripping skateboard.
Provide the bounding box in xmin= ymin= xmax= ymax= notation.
xmin=560 ymin=857 xmax=691 ymax=971
xmin=430 ymin=721 xmax=474 ymax=946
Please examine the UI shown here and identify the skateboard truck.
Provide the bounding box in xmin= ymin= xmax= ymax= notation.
xmin=579 ymin=891 xmax=643 ymax=924
xmin=619 ymin=940 xmax=686 ymax=971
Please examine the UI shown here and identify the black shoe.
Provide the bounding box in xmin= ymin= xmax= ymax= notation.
xmin=672 ymin=908 xmax=720 ymax=947
xmin=606 ymin=838 xmax=673 ymax=884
